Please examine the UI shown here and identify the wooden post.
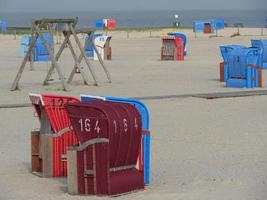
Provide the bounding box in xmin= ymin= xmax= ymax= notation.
xmin=258 ymin=67 xmax=263 ymax=88
xmin=40 ymin=134 xmax=53 ymax=177
xmin=67 ymin=147 xmax=79 ymax=195
xmin=30 ymin=27 xmax=34 ymax=71
xmin=43 ymin=18 xmax=79 ymax=85
xmin=67 ymin=38 xmax=91 ymax=85
xmin=10 ymin=32 xmax=38 ymax=91
xmin=90 ymin=34 xmax=112 ymax=83
xmin=13 ymin=30 xmax=16 ymax=40
xmin=31 ymin=131 xmax=41 ymax=173
xmin=69 ymin=25 xmax=99 ymax=86
xmin=220 ymin=62 xmax=224 ymax=82
xmin=43 ymin=31 xmax=71 ymax=85
xmin=33 ymin=24 xmax=69 ymax=91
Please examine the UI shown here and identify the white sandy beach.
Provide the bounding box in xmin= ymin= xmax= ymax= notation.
xmin=0 ymin=28 xmax=267 ymax=199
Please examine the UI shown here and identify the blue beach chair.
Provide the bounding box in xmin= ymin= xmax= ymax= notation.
xmin=20 ymin=35 xmax=31 ymax=58
xmin=33 ymin=33 xmax=53 ymax=62
xmin=251 ymin=40 xmax=267 ymax=69
xmin=168 ymin=33 xmax=188 ymax=56
xmin=219 ymin=45 xmax=246 ymax=81
xmin=85 ymin=33 xmax=103 ymax=57
xmin=224 ymin=47 xmax=262 ymax=88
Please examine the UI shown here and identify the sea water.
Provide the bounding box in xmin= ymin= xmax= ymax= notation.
xmin=0 ymin=9 xmax=266 ymax=28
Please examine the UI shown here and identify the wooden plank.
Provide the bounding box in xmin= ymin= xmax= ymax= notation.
xmin=33 ymin=18 xmax=77 ymax=25
xmin=67 ymin=148 xmax=78 ymax=195
xmin=40 ymin=134 xmax=53 ymax=177
xmin=31 ymin=131 xmax=41 ymax=173
xmin=192 ymin=90 xmax=267 ymax=99
xmin=63 ymin=28 xmax=95 ymax=35
xmin=132 ymin=90 xmax=267 ymax=100
xmin=219 ymin=62 xmax=224 ymax=82
xmin=0 ymin=103 xmax=31 ymax=109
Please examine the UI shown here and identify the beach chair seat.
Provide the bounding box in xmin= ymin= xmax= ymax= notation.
xmin=80 ymin=94 xmax=151 ymax=185
xmin=66 ymin=100 xmax=144 ymax=196
xmin=29 ymin=93 xmax=79 ymax=177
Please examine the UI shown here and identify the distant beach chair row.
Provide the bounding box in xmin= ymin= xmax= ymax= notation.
xmin=193 ymin=19 xmax=224 ymax=34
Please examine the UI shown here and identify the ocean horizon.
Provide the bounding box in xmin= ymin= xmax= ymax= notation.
xmin=0 ymin=9 xmax=266 ymax=28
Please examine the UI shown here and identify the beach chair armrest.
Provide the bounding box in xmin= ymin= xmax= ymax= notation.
xmin=68 ymin=138 xmax=109 ymax=151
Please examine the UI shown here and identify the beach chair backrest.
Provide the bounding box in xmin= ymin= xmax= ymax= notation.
xmin=220 ymin=45 xmax=246 ymax=62
xmin=66 ymin=101 xmax=142 ymax=168
xmin=94 ymin=36 xmax=112 ymax=48
xmin=34 ymin=33 xmax=53 ymax=61
xmin=66 ymin=100 xmax=144 ymax=195
xmin=41 ymin=94 xmax=80 ymax=134
xmin=80 ymin=94 xmax=151 ymax=185
xmin=29 ymin=93 xmax=80 ymax=176
xmin=228 ymin=48 xmax=260 ymax=78
xmin=168 ymin=33 xmax=187 ymax=55
xmin=251 ymin=40 xmax=267 ymax=62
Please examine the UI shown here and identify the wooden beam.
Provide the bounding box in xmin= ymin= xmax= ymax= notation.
xmin=63 ymin=28 xmax=95 ymax=35
xmin=43 ymin=20 xmax=78 ymax=85
xmin=69 ymin=24 xmax=99 ymax=86
xmin=10 ymin=33 xmax=38 ymax=91
xmin=91 ymin=37 xmax=112 ymax=83
xmin=66 ymin=39 xmax=91 ymax=85
xmin=31 ymin=131 xmax=41 ymax=173
xmin=40 ymin=134 xmax=53 ymax=177
xmin=33 ymin=18 xmax=77 ymax=25
xmin=67 ymin=148 xmax=78 ymax=195
xmin=33 ymin=24 xmax=70 ymax=91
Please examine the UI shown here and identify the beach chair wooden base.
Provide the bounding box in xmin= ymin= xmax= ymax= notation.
xmin=31 ymin=131 xmax=53 ymax=177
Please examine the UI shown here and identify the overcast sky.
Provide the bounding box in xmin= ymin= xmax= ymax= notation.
xmin=0 ymin=0 xmax=266 ymax=12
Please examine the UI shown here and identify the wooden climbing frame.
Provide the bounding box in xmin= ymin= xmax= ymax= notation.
xmin=11 ymin=17 xmax=111 ymax=91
